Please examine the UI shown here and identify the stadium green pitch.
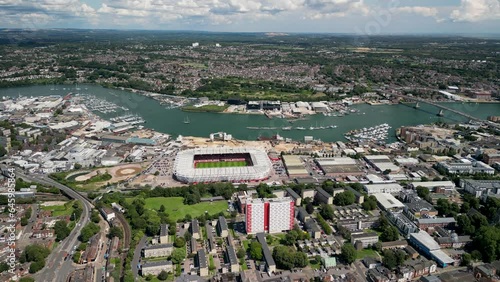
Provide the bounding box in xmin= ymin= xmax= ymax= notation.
xmin=195 ymin=161 xmax=248 ymax=168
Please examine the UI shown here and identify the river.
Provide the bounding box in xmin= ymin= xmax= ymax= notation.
xmin=1 ymin=84 xmax=499 ymax=143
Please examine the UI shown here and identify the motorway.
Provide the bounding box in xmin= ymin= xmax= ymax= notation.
xmin=9 ymin=168 xmax=94 ymax=282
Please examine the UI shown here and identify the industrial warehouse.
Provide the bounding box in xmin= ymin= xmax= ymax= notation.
xmin=173 ymin=147 xmax=273 ymax=183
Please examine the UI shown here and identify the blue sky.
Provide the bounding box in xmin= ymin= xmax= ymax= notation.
xmin=0 ymin=0 xmax=499 ymax=34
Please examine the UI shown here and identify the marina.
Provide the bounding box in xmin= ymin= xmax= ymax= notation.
xmin=1 ymin=85 xmax=499 ymax=143
xmin=344 ymin=123 xmax=392 ymax=143
xmin=73 ymin=93 xmax=129 ymax=114
xmin=109 ymin=114 xmax=146 ymax=125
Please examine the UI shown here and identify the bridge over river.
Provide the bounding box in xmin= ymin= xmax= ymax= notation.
xmin=396 ymin=94 xmax=500 ymax=130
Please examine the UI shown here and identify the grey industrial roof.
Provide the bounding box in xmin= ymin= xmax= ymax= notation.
xmin=410 ymin=231 xmax=440 ymax=251
xmin=256 ymin=233 xmax=276 ymax=267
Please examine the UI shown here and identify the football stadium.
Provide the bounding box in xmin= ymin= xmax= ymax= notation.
xmin=173 ymin=147 xmax=272 ymax=183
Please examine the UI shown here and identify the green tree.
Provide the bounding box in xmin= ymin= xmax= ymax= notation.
xmin=171 ymin=248 xmax=186 ymax=264
xmin=54 ymin=220 xmax=71 ymax=241
xmin=159 ymin=204 xmax=166 ymax=212
xmin=457 ymin=214 xmax=474 ymax=235
xmin=382 ymin=250 xmax=397 ymax=269
xmin=174 ymin=237 xmax=186 ymax=248
xmin=436 ymin=198 xmax=451 ymax=216
xmin=79 ymin=222 xmax=100 ymax=242
xmin=249 ymin=241 xmax=263 ymax=261
xmin=19 ymin=278 xmax=35 ymax=282
xmin=157 ymin=270 xmax=168 ymax=281
xmin=74 ymin=163 xmax=82 ymax=169
xmin=416 ymin=186 xmax=431 ymax=201
xmin=395 ymin=249 xmax=407 ymax=265
xmin=334 ymin=191 xmax=355 ymax=206
xmin=461 ymin=253 xmax=472 ymax=266
xmin=72 ymin=251 xmax=81 ymax=263
xmin=340 ymin=244 xmax=356 ymax=264
xmin=381 ymin=226 xmax=399 ymax=242
xmin=91 ymin=210 xmax=100 ymax=223
xmin=320 ymin=204 xmax=334 ymax=220
xmin=29 ymin=261 xmax=45 ymax=273
xmin=0 ymin=262 xmax=9 ymax=272
xmin=362 ymin=196 xmax=378 ymax=211
xmin=283 ymin=230 xmax=299 ymax=246
xmin=108 ymin=226 xmax=123 ymax=239
xmin=237 ymin=248 xmax=246 ymax=259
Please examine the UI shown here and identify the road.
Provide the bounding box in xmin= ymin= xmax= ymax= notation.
xmin=131 ymin=235 xmax=147 ymax=280
xmin=10 ymin=168 xmax=94 ymax=282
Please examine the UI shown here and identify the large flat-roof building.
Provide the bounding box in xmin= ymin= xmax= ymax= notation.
xmin=365 ymin=155 xmax=401 ymax=173
xmin=364 ymin=183 xmax=403 ymax=195
xmin=373 ymin=193 xmax=405 ymax=212
xmin=436 ymin=160 xmax=495 ymax=175
xmin=409 ymin=231 xmax=455 ymax=267
xmin=409 ymin=181 xmax=456 ymax=191
xmin=315 ymin=157 xmax=364 ymax=177
xmin=461 ymin=179 xmax=500 ymax=199
xmin=282 ymin=155 xmax=309 ymax=178
xmin=245 ymin=197 xmax=294 ymax=234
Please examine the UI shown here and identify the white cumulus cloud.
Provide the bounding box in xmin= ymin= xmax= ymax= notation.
xmin=451 ymin=0 xmax=500 ymax=22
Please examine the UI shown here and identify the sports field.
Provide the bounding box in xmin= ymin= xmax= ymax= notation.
xmin=195 ymin=161 xmax=248 ymax=169
xmin=133 ymin=197 xmax=228 ymax=221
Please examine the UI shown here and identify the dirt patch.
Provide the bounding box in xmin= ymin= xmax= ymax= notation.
xmin=74 ymin=170 xmax=98 ymax=182
xmin=40 ymin=201 xmax=69 ymax=207
xmin=116 ymin=167 xmax=142 ymax=177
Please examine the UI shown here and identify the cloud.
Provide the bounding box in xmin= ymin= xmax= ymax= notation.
xmin=390 ymin=6 xmax=439 ymax=18
xmin=451 ymin=0 xmax=500 ymax=22
xmin=304 ymin=0 xmax=369 ymax=19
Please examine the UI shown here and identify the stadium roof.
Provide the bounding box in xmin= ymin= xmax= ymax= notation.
xmin=173 ymin=147 xmax=272 ymax=183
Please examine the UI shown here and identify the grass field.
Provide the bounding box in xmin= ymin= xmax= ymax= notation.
xmin=41 ymin=200 xmax=75 ymax=217
xmin=356 ymin=249 xmax=380 ymax=260
xmin=195 ymin=161 xmax=248 ymax=169
xmin=137 ymin=197 xmax=228 ymax=221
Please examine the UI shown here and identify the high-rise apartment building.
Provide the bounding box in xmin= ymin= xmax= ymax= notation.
xmin=245 ymin=197 xmax=294 ymax=234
